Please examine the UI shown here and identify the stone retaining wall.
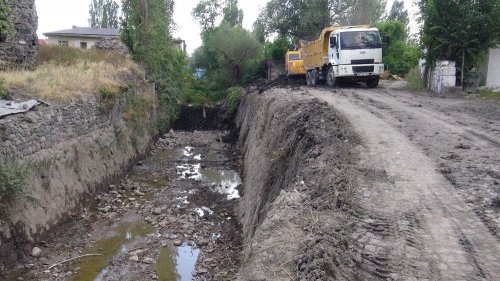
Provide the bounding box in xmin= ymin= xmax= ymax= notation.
xmin=0 ymin=0 xmax=38 ymax=70
xmin=0 ymin=84 xmax=162 ymax=268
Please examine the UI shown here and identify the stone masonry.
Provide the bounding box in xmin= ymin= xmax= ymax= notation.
xmin=0 ymin=0 xmax=38 ymax=70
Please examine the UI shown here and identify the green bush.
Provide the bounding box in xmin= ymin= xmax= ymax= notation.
xmin=405 ymin=66 xmax=425 ymax=91
xmin=227 ymin=86 xmax=243 ymax=112
xmin=264 ymin=36 xmax=293 ymax=61
xmin=0 ymin=155 xmax=34 ymax=207
xmin=242 ymin=58 xmax=267 ymax=85
xmin=376 ymin=21 xmax=422 ymax=76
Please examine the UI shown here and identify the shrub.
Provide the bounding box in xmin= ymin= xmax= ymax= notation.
xmin=227 ymin=86 xmax=243 ymax=113
xmin=98 ymin=85 xmax=121 ymax=112
xmin=0 ymin=155 xmax=34 ymax=207
xmin=405 ymin=66 xmax=425 ymax=91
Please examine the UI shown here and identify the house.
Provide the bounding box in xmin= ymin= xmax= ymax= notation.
xmin=43 ymin=26 xmax=119 ymax=50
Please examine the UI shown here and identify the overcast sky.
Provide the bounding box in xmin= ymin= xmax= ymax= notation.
xmin=35 ymin=0 xmax=418 ymax=55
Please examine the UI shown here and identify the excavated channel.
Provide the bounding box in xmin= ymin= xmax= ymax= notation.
xmin=8 ymin=130 xmax=242 ymax=281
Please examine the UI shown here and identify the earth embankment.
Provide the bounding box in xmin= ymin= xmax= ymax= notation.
xmin=235 ymin=86 xmax=361 ymax=280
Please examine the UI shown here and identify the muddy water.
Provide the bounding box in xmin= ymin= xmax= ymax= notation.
xmin=10 ymin=131 xmax=242 ymax=281
xmin=73 ymin=213 xmax=154 ymax=281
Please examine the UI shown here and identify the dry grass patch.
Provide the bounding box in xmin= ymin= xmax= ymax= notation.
xmin=0 ymin=46 xmax=145 ymax=102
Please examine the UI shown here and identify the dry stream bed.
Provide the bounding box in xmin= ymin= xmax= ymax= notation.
xmin=8 ymin=130 xmax=242 ymax=281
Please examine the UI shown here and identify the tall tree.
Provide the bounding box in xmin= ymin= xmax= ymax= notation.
xmin=222 ymin=0 xmax=243 ymax=27
xmin=255 ymin=0 xmax=387 ymax=41
xmin=205 ymin=23 xmax=262 ymax=85
xmin=349 ymin=0 xmax=387 ymax=25
xmin=387 ymin=0 xmax=409 ymax=26
xmin=192 ymin=0 xmax=224 ymax=32
xmin=420 ymin=0 xmax=500 ymax=88
xmin=89 ymin=0 xmax=119 ymax=28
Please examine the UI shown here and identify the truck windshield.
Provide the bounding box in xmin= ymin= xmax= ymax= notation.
xmin=288 ymin=54 xmax=300 ymax=61
xmin=340 ymin=31 xmax=382 ymax=50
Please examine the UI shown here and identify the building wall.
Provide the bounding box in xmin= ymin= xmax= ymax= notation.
xmin=0 ymin=0 xmax=38 ymax=70
xmin=486 ymin=48 xmax=500 ymax=90
xmin=46 ymin=36 xmax=101 ymax=49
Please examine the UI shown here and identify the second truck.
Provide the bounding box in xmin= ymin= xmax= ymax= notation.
xmin=300 ymin=25 xmax=385 ymax=88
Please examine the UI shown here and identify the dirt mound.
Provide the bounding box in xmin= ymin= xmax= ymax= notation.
xmin=235 ymin=87 xmax=361 ymax=280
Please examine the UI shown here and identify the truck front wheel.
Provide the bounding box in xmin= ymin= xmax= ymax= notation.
xmin=366 ymin=76 xmax=380 ymax=88
xmin=326 ymin=67 xmax=337 ymax=88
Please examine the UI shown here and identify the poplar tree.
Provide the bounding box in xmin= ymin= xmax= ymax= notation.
xmin=89 ymin=0 xmax=119 ymax=29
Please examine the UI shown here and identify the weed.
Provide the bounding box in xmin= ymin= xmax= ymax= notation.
xmin=98 ymin=85 xmax=120 ymax=112
xmin=0 ymin=155 xmax=36 ymax=207
xmin=0 ymin=78 xmax=7 ymax=99
xmin=228 ymin=86 xmax=243 ymax=113
xmin=405 ymin=66 xmax=425 ymax=91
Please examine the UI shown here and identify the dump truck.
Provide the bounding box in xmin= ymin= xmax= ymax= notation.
xmin=302 ymin=25 xmax=386 ymax=88
xmin=285 ymin=50 xmax=306 ymax=77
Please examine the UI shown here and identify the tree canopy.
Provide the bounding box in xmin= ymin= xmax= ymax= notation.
xmin=254 ymin=0 xmax=387 ymax=41
xmin=387 ymin=0 xmax=409 ymax=27
xmin=193 ymin=0 xmax=243 ymax=32
xmin=420 ymin=0 xmax=500 ymax=85
xmin=88 ymin=0 xmax=119 ymax=29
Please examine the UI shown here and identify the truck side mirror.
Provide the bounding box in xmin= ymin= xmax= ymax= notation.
xmin=384 ymin=36 xmax=390 ymax=44
xmin=330 ymin=37 xmax=336 ymax=48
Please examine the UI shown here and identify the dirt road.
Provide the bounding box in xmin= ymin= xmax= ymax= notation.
xmin=308 ymin=83 xmax=500 ymax=280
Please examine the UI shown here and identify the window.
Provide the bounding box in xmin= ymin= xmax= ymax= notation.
xmin=80 ymin=42 xmax=88 ymax=49
xmin=58 ymin=40 xmax=68 ymax=47
xmin=288 ymin=54 xmax=301 ymax=61
xmin=340 ymin=31 xmax=382 ymax=50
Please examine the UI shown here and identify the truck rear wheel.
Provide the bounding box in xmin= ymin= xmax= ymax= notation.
xmin=326 ymin=67 xmax=337 ymax=88
xmin=366 ymin=76 xmax=380 ymax=88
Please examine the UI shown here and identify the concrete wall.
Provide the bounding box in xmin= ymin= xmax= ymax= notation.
xmin=0 ymin=83 xmax=162 ymax=268
xmin=0 ymin=0 xmax=38 ymax=70
xmin=426 ymin=60 xmax=462 ymax=97
xmin=486 ymin=48 xmax=500 ymax=90
xmin=46 ymin=36 xmax=100 ymax=50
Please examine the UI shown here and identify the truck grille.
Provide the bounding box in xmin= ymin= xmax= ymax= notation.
xmin=351 ymin=59 xmax=374 ymax=65
xmin=353 ymin=66 xmax=374 ymax=73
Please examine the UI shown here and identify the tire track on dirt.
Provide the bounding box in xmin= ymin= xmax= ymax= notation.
xmin=309 ymin=88 xmax=500 ymax=280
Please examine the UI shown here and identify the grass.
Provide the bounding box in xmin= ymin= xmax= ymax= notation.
xmin=0 ymin=78 xmax=7 ymax=99
xmin=0 ymin=155 xmax=35 ymax=207
xmin=404 ymin=66 xmax=425 ymax=91
xmin=0 ymin=45 xmax=144 ymax=102
xmin=476 ymin=89 xmax=500 ymax=99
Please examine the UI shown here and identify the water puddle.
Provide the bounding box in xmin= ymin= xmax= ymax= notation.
xmin=72 ymin=213 xmax=154 ymax=281
xmin=156 ymin=245 xmax=200 ymax=281
xmin=201 ymin=170 xmax=241 ymax=200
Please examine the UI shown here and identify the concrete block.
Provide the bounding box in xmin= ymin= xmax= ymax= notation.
xmin=441 ymin=86 xmax=463 ymax=98
xmin=441 ymin=76 xmax=457 ymax=87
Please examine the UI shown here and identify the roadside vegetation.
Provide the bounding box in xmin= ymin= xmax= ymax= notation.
xmin=0 ymin=45 xmax=142 ymax=101
xmin=0 ymin=155 xmax=35 ymax=208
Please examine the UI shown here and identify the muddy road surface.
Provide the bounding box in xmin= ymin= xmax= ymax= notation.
xmin=7 ymin=130 xmax=242 ymax=281
xmin=307 ymin=82 xmax=500 ymax=280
